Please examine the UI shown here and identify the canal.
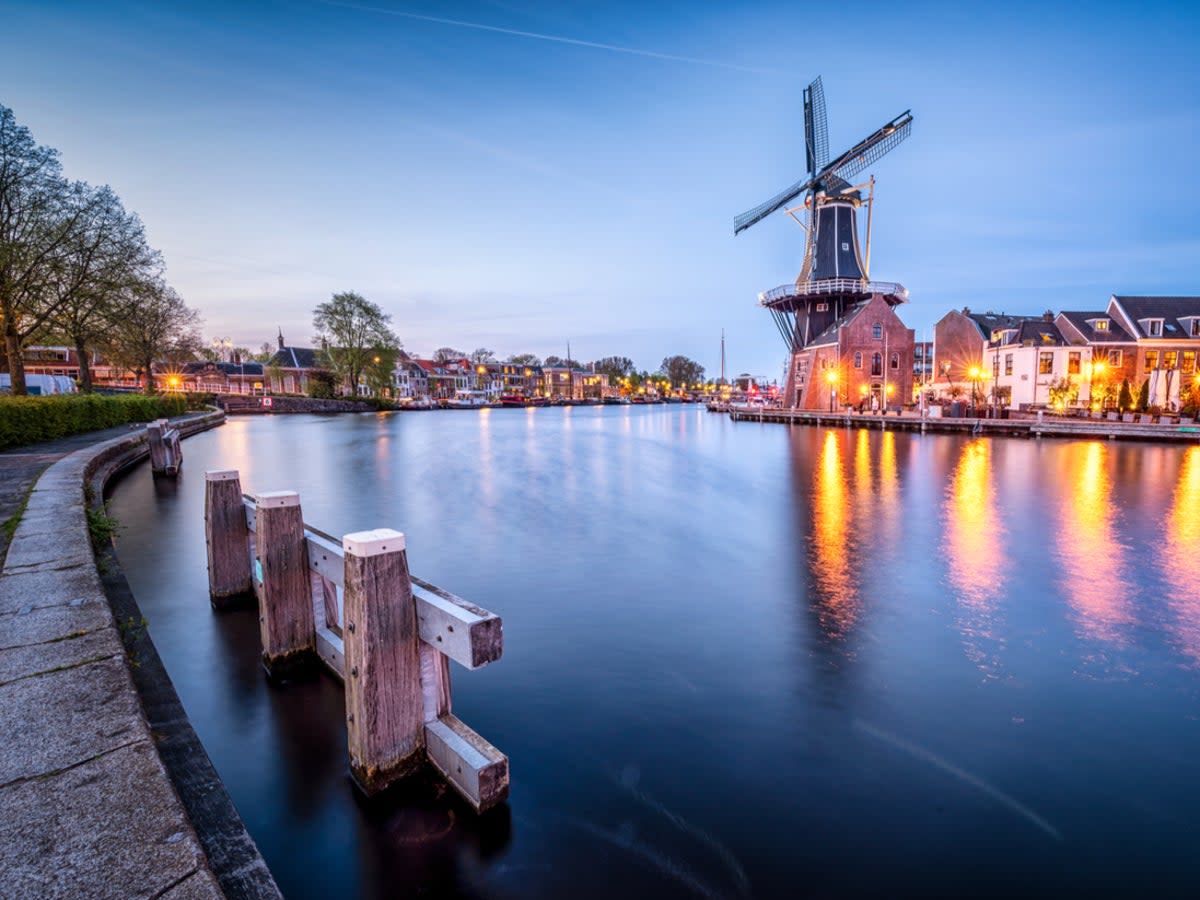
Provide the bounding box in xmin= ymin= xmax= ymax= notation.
xmin=106 ymin=406 xmax=1200 ymax=898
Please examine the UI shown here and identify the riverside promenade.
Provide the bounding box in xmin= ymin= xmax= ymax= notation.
xmin=0 ymin=414 xmax=279 ymax=900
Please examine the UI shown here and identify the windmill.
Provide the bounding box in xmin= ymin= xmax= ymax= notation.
xmin=734 ymin=77 xmax=913 ymax=358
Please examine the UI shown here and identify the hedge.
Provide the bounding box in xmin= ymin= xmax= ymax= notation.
xmin=0 ymin=393 xmax=187 ymax=450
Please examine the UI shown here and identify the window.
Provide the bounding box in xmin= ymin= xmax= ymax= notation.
xmin=1144 ymin=350 xmax=1158 ymax=372
xmin=1107 ymin=349 xmax=1122 ymax=367
xmin=1094 ymin=319 xmax=1109 ymax=332
xmin=1148 ymin=320 xmax=1163 ymax=336
xmin=1068 ymin=352 xmax=1081 ymax=375
xmin=871 ymin=353 xmax=882 ymax=376
xmin=816 ymin=302 xmax=829 ymax=312
xmin=1192 ymin=320 xmax=1200 ymax=337
xmin=1039 ymin=352 xmax=1053 ymax=375
xmin=1004 ymin=353 xmax=1013 ymax=376
xmin=854 ymin=352 xmax=863 ymax=369
xmin=1183 ymin=351 xmax=1196 ymax=374
xmin=1164 ymin=350 xmax=1178 ymax=370
xmin=890 ymin=352 xmax=899 ymax=370
xmin=872 ymin=323 xmax=882 ymax=339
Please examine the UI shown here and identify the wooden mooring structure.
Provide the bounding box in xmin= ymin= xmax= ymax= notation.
xmin=147 ymin=419 xmax=183 ymax=475
xmin=203 ymin=469 xmax=508 ymax=813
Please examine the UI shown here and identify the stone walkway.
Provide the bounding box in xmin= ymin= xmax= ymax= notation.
xmin=0 ymin=420 xmax=264 ymax=899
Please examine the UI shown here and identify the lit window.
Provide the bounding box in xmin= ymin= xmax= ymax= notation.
xmin=1039 ymin=352 xmax=1053 ymax=375
xmin=1068 ymin=352 xmax=1081 ymax=374
xmin=1144 ymin=350 xmax=1158 ymax=372
xmin=872 ymin=323 xmax=882 ymax=339
xmin=1164 ymin=350 xmax=1178 ymax=369
xmin=1182 ymin=351 xmax=1196 ymax=373
xmin=1095 ymin=320 xmax=1109 ymax=332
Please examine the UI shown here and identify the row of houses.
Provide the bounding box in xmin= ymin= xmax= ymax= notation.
xmin=785 ymin=293 xmax=1200 ymax=412
xmin=931 ymin=295 xmax=1200 ymax=411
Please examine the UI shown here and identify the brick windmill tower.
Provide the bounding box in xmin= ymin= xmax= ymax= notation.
xmin=735 ymin=77 xmax=915 ymax=409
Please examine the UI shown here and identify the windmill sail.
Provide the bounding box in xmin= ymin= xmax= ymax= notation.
xmin=803 ymin=76 xmax=829 ymax=175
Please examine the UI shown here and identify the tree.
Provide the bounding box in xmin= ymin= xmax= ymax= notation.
xmin=106 ymin=280 xmax=202 ymax=393
xmin=364 ymin=346 xmax=400 ymax=398
xmin=312 ymin=291 xmax=400 ymax=395
xmin=307 ymin=368 xmax=337 ymax=399
xmin=469 ymin=347 xmax=495 ymax=364
xmin=659 ymin=355 xmax=705 ymax=388
xmin=1047 ymin=376 xmax=1078 ymax=411
xmin=506 ymin=353 xmax=541 ymax=366
xmin=1118 ymin=378 xmax=1133 ymax=412
xmin=1136 ymin=378 xmax=1150 ymax=413
xmin=544 ymin=355 xmax=578 ymax=369
xmin=433 ymin=347 xmax=464 ymax=363
xmin=0 ymin=105 xmax=107 ymax=394
xmin=40 ymin=184 xmax=159 ymax=392
xmin=592 ymin=356 xmax=635 ymax=382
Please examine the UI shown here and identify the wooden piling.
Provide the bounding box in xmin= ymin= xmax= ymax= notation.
xmin=255 ymin=491 xmax=316 ymax=679
xmin=342 ymin=528 xmax=425 ymax=795
xmin=204 ymin=470 xmax=252 ymax=608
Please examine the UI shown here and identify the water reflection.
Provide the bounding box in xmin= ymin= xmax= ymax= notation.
xmin=1163 ymin=447 xmax=1200 ymax=664
xmin=1055 ymin=442 xmax=1133 ymax=645
xmin=810 ymin=430 xmax=858 ymax=638
xmin=943 ymin=439 xmax=1007 ymax=674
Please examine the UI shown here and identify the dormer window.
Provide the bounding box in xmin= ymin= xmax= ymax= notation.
xmin=1145 ymin=319 xmax=1163 ymax=337
xmin=1093 ymin=319 xmax=1109 ymax=332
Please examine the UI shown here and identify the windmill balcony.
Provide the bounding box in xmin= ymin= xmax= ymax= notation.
xmin=759 ymin=279 xmax=908 ymax=308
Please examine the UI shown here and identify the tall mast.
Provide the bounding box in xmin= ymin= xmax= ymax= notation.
xmin=720 ymin=329 xmax=726 ymax=384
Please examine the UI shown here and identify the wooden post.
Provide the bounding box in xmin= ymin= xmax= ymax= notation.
xmin=204 ymin=470 xmax=252 ymax=608
xmin=148 ymin=419 xmax=182 ymax=475
xmin=255 ymin=491 xmax=316 ymax=679
xmin=343 ymin=528 xmax=424 ymax=795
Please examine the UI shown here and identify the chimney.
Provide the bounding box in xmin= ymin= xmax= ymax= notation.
xmin=1043 ymin=310 xmax=1053 ymax=322
xmin=961 ymin=306 xmax=971 ymax=315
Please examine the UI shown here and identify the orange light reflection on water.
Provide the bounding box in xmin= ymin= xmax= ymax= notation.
xmin=811 ymin=430 xmax=857 ymax=637
xmin=943 ymin=440 xmax=1007 ymax=673
xmin=1056 ymin=442 xmax=1132 ymax=644
xmin=1163 ymin=447 xmax=1200 ymax=664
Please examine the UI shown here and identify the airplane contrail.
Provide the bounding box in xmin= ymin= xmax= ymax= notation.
xmin=317 ymin=0 xmax=784 ymax=75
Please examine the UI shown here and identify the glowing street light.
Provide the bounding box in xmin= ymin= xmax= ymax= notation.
xmin=825 ymin=368 xmax=838 ymax=411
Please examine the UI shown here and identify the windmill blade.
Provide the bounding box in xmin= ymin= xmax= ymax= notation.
xmin=803 ymin=76 xmax=829 ymax=175
xmin=823 ymin=110 xmax=912 ymax=186
xmin=734 ymin=174 xmax=819 ymax=235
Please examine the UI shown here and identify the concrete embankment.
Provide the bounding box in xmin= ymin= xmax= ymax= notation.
xmin=729 ymin=407 xmax=1200 ymax=443
xmin=0 ymin=412 xmax=280 ymax=900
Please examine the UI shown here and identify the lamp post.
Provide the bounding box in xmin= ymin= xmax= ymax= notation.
xmin=825 ymin=368 xmax=838 ymax=411
xmin=968 ymin=365 xmax=982 ymax=416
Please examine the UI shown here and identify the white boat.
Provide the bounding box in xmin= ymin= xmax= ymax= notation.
xmin=445 ymin=389 xmax=491 ymax=409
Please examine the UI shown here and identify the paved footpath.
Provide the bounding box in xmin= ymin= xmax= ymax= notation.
xmin=0 ymin=419 xmax=273 ymax=899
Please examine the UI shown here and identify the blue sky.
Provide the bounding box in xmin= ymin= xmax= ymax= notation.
xmin=2 ymin=0 xmax=1198 ymax=377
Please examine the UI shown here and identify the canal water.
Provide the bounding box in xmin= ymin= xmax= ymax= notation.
xmin=107 ymin=406 xmax=1200 ymax=898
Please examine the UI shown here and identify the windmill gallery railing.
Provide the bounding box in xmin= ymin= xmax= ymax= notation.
xmin=203 ymin=470 xmax=508 ymax=813
xmin=758 ymin=279 xmax=909 ymax=306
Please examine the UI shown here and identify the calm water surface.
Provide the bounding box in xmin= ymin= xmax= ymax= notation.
xmin=106 ymin=406 xmax=1200 ymax=898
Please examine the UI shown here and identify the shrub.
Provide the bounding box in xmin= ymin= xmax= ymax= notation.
xmin=1118 ymin=379 xmax=1133 ymax=412
xmin=0 ymin=393 xmax=185 ymax=450
xmin=307 ymin=368 xmax=338 ymax=399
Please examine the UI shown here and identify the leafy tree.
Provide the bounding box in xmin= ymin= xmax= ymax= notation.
xmin=1136 ymin=378 xmax=1149 ymax=413
xmin=312 ymin=291 xmax=400 ymax=395
xmin=469 ymin=347 xmax=495 ymax=364
xmin=433 ymin=347 xmax=464 ymax=363
xmin=40 ymin=184 xmax=159 ymax=392
xmin=363 ymin=346 xmax=400 ymax=397
xmin=506 ymin=352 xmax=541 ymax=366
xmin=1118 ymin=378 xmax=1133 ymax=412
xmin=543 ymin=355 xmax=578 ymax=369
xmin=307 ymin=368 xmax=337 ymax=399
xmin=1 ymin=105 xmax=109 ymax=394
xmin=659 ymin=355 xmax=705 ymax=388
xmin=1047 ymin=376 xmax=1078 ymax=410
xmin=106 ymin=280 xmax=202 ymax=393
xmin=592 ymin=355 xmax=635 ymax=382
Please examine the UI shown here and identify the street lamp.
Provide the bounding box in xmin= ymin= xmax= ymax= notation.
xmin=825 ymin=368 xmax=838 ymax=411
xmin=968 ymin=365 xmax=982 ymax=416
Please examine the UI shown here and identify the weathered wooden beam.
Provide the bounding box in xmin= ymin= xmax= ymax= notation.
xmin=424 ymin=715 xmax=509 ymax=814
xmin=147 ymin=421 xmax=180 ymax=475
xmin=412 ymin=577 xmax=503 ymax=670
xmin=343 ymin=528 xmax=424 ymax=795
xmin=204 ymin=470 xmax=252 ymax=608
xmin=255 ymin=491 xmax=316 ymax=680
